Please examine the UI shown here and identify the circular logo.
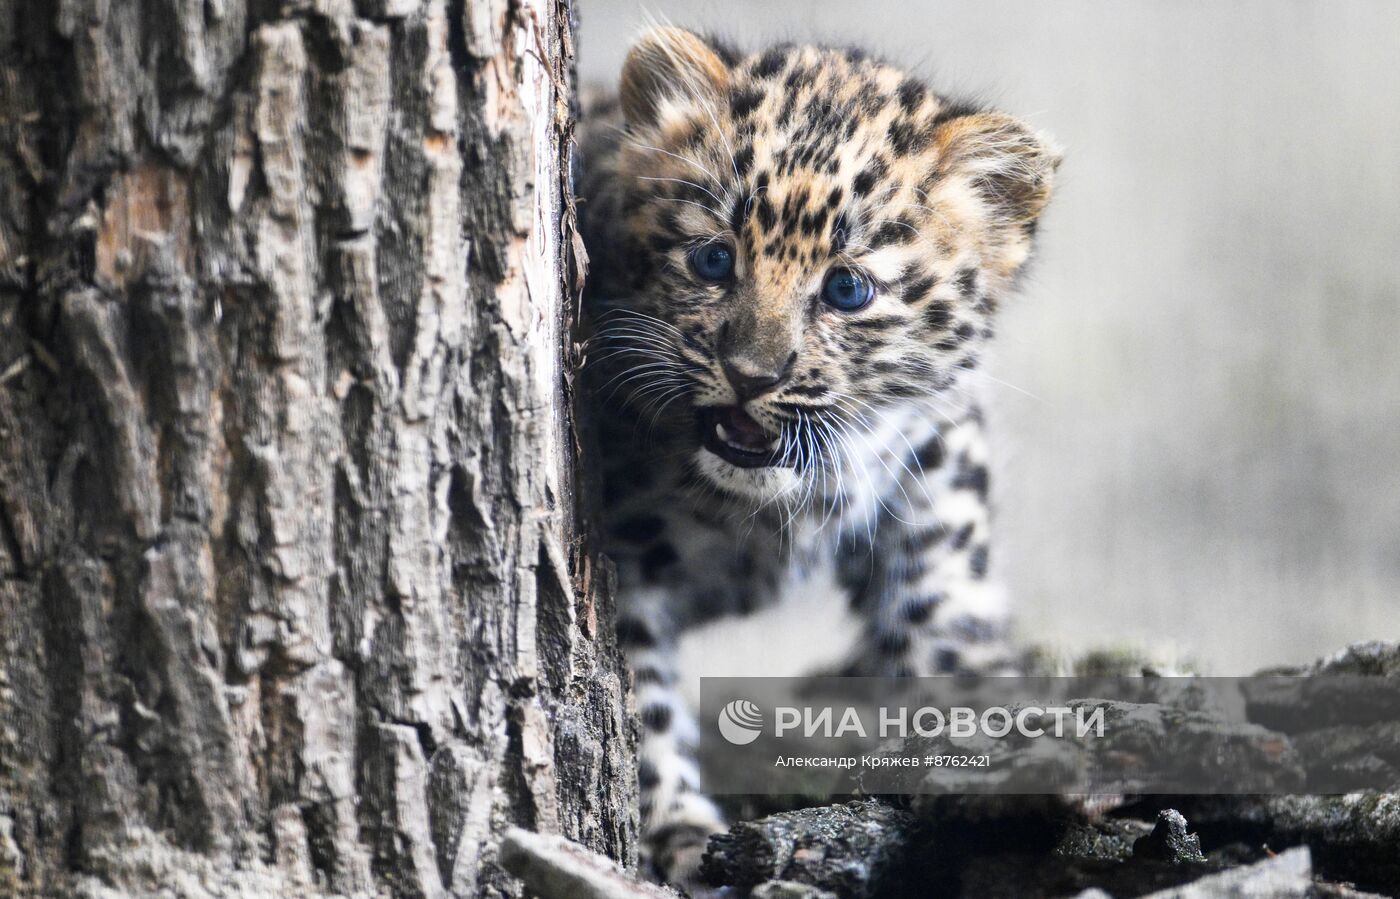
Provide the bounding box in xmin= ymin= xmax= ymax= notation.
xmin=717 ymin=699 xmax=764 ymax=745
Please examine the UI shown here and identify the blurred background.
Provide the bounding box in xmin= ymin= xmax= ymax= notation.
xmin=578 ymin=0 xmax=1400 ymax=673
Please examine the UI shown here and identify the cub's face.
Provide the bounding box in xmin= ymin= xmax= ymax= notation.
xmin=597 ymin=28 xmax=1058 ymax=502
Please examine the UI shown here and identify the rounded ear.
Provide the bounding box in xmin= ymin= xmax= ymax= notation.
xmin=934 ymin=112 xmax=1062 ymax=225
xmin=620 ymin=26 xmax=731 ymax=127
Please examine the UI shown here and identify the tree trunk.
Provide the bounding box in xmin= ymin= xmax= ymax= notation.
xmin=0 ymin=1 xmax=635 ymax=896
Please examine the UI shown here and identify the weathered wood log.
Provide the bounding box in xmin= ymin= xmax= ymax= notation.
xmin=700 ymin=800 xmax=920 ymax=898
xmin=0 ymin=0 xmax=635 ymax=896
xmin=499 ymin=827 xmax=676 ymax=899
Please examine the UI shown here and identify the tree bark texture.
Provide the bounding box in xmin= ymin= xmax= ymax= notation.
xmin=0 ymin=0 xmax=635 ymax=896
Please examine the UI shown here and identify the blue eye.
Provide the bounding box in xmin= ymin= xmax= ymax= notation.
xmin=689 ymin=241 xmax=735 ymax=281
xmin=821 ymin=267 xmax=875 ymax=311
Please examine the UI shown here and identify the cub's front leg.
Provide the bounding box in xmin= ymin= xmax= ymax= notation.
xmin=842 ymin=415 xmax=1018 ymax=677
xmin=614 ymin=583 xmax=726 ymax=886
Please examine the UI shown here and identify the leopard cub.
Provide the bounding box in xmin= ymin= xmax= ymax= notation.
xmin=578 ymin=27 xmax=1059 ymax=887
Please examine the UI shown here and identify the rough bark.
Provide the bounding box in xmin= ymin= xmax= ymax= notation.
xmin=0 ymin=0 xmax=635 ymax=896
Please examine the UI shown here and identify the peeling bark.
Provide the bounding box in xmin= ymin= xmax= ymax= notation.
xmin=0 ymin=0 xmax=634 ymax=896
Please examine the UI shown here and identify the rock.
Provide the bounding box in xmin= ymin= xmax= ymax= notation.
xmin=1247 ymin=642 xmax=1400 ymax=738
xmin=1312 ymin=880 xmax=1394 ymax=898
xmin=1239 ymin=642 xmax=1400 ymax=792
xmin=1054 ymin=817 xmax=1150 ymax=862
xmin=1245 ymin=680 xmax=1400 ymax=737
xmin=1255 ymin=641 xmax=1400 ymax=678
xmin=1290 ymin=722 xmax=1400 ymax=791
xmin=953 ymin=815 xmax=1226 ymax=899
xmin=872 ymin=698 xmax=1304 ymax=796
xmin=1313 ymin=883 xmax=1394 ymax=899
xmin=1136 ymin=846 xmax=1312 ymax=898
xmin=1179 ymin=793 xmax=1400 ymax=895
xmin=751 ymin=880 xmax=840 ymax=899
xmin=700 ymin=800 xmax=918 ymax=898
xmin=499 ymin=827 xmax=679 ymax=899
xmin=698 ymin=645 xmax=1400 ymax=897
xmin=1132 ymin=810 xmax=1206 ymax=865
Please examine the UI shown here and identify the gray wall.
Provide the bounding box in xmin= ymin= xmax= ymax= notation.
xmin=579 ymin=1 xmax=1400 ymax=673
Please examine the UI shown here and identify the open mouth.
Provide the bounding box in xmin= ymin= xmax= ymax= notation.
xmin=699 ymin=406 xmax=785 ymax=468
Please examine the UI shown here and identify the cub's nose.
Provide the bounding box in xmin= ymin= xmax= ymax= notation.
xmin=720 ymin=352 xmax=795 ymax=401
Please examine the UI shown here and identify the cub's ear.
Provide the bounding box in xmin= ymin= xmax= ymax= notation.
xmin=934 ymin=112 xmax=1062 ymax=226
xmin=620 ymin=26 xmax=731 ymax=126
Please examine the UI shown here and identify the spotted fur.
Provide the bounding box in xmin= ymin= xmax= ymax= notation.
xmin=578 ymin=27 xmax=1059 ymax=888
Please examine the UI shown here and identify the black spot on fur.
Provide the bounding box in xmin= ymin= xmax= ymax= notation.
xmin=902 ymin=594 xmax=941 ymax=625
xmin=935 ymin=324 xmax=970 ymax=351
xmin=891 ymin=554 xmax=927 ymax=583
xmin=951 ymin=522 xmax=975 ymax=551
xmin=616 ymin=615 xmax=657 ymax=649
xmin=901 ymin=274 xmax=937 ymax=305
xmin=755 ymin=196 xmax=777 ymax=232
xmin=614 ymin=514 xmax=665 ymax=542
xmin=680 ymin=326 xmax=714 ymax=359
xmin=777 ymin=92 xmax=798 ymax=127
xmin=847 ymin=314 xmax=904 ymax=331
xmin=602 ymin=477 xmax=626 ymax=507
xmin=887 ymin=118 xmax=923 ymax=156
xmin=729 ymin=87 xmax=763 ymax=119
xmin=897 ymin=79 xmax=928 ymax=114
xmin=729 ymin=199 xmax=749 ymax=235
xmin=852 ymin=159 xmax=887 ymax=197
xmin=733 ymin=145 xmax=754 ymax=177
xmin=876 ymin=630 xmax=911 ymax=657
xmin=858 ymin=91 xmax=888 ymax=118
xmin=954 ymin=267 xmax=979 ymax=299
xmin=913 ymin=436 xmax=945 ymax=470
xmin=657 ymin=207 xmax=682 ymax=237
xmin=672 ymin=120 xmax=704 ymax=148
xmin=948 ymin=615 xmax=998 ymax=642
xmin=753 ymin=46 xmax=789 ymax=79
xmin=929 ymin=97 xmax=983 ymax=128
xmin=641 ymin=702 xmax=674 ymax=732
xmin=953 ymin=463 xmax=989 ymax=500
xmin=869 ymin=220 xmax=915 ymax=248
xmin=703 ymin=33 xmax=742 ymax=66
xmin=785 ymin=382 xmax=829 ymax=398
xmin=830 ymin=212 xmax=849 ymax=253
xmin=800 ymin=207 xmax=830 ymax=237
xmin=642 ymin=543 xmax=679 ymax=580
xmin=969 ymin=544 xmax=990 ymax=579
xmin=923 ymin=301 xmax=954 ymax=332
xmin=780 ymin=187 xmax=810 ymax=230
xmin=639 ymin=758 xmax=661 ymax=788
xmin=904 ymin=525 xmax=948 ymax=553
xmin=633 ymin=664 xmax=667 ymax=686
